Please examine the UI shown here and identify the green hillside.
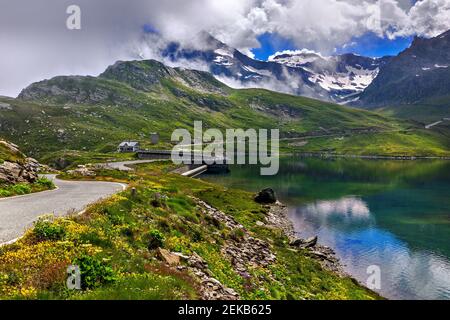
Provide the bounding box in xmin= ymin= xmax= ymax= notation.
xmin=0 ymin=59 xmax=448 ymax=165
xmin=376 ymin=103 xmax=450 ymax=123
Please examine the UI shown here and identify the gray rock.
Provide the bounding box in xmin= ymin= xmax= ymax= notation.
xmin=0 ymin=157 xmax=40 ymax=185
xmin=290 ymin=236 xmax=318 ymax=249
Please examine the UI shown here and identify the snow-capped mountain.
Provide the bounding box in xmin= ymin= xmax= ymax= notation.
xmin=157 ymin=34 xmax=391 ymax=103
xmin=269 ymin=50 xmax=391 ymax=103
xmin=161 ymin=34 xmax=328 ymax=100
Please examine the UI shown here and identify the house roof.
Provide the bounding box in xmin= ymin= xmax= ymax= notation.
xmin=119 ymin=141 xmax=139 ymax=147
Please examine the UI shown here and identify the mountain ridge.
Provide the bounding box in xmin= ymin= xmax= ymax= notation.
xmin=157 ymin=34 xmax=390 ymax=103
xmin=1 ymin=58 xmax=448 ymax=162
xmin=357 ymin=30 xmax=450 ymax=109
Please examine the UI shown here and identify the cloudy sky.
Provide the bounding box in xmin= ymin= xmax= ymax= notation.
xmin=0 ymin=0 xmax=449 ymax=97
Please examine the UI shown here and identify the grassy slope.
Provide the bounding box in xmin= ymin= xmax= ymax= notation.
xmin=297 ymin=129 xmax=450 ymax=157
xmin=376 ymin=103 xmax=450 ymax=123
xmin=0 ymin=162 xmax=379 ymax=300
xmin=366 ymin=93 xmax=450 ymax=123
xmin=0 ymin=64 xmax=448 ymax=162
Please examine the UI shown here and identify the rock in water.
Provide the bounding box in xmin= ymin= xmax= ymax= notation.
xmin=254 ymin=188 xmax=277 ymax=204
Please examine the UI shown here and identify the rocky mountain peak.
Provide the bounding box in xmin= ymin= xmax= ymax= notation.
xmin=100 ymin=59 xmax=176 ymax=92
xmin=357 ymin=28 xmax=450 ymax=107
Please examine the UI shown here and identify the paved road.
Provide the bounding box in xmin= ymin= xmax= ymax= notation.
xmin=100 ymin=160 xmax=164 ymax=171
xmin=425 ymin=118 xmax=450 ymax=129
xmin=0 ymin=175 xmax=126 ymax=245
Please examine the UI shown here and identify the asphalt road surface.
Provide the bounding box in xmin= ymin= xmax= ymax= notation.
xmin=100 ymin=160 xmax=163 ymax=171
xmin=0 ymin=175 xmax=126 ymax=245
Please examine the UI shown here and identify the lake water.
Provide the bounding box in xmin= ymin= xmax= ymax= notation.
xmin=200 ymin=157 xmax=450 ymax=300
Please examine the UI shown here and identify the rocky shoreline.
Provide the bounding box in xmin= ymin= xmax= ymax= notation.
xmin=266 ymin=198 xmax=384 ymax=299
xmin=149 ymin=172 xmax=382 ymax=300
xmin=154 ymin=189 xmax=352 ymax=300
xmin=265 ymin=201 xmax=345 ymax=277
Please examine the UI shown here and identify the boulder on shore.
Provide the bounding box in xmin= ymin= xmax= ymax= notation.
xmin=289 ymin=236 xmax=318 ymax=249
xmin=254 ymin=188 xmax=277 ymax=204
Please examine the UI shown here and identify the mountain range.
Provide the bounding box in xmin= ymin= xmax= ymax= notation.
xmin=355 ymin=30 xmax=450 ymax=121
xmin=158 ymin=34 xmax=391 ymax=104
xmin=156 ymin=31 xmax=450 ymax=120
xmin=0 ymin=58 xmax=448 ymax=166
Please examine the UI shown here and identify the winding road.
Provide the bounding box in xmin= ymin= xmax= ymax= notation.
xmin=99 ymin=160 xmax=161 ymax=171
xmin=0 ymin=175 xmax=126 ymax=245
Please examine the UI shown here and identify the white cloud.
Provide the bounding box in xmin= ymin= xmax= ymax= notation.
xmin=0 ymin=0 xmax=449 ymax=97
xmin=388 ymin=0 xmax=450 ymax=38
xmin=267 ymin=49 xmax=328 ymax=62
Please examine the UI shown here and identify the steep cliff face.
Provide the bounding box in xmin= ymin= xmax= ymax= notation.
xmin=0 ymin=140 xmax=40 ymax=184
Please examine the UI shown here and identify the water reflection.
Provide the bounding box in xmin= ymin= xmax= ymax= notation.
xmin=201 ymin=158 xmax=450 ymax=300
xmin=300 ymin=197 xmax=372 ymax=221
xmin=289 ymin=196 xmax=450 ymax=300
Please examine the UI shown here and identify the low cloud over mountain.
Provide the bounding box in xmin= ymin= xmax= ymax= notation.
xmin=1 ymin=0 xmax=450 ymax=97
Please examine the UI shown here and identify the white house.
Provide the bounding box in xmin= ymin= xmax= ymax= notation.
xmin=118 ymin=141 xmax=140 ymax=153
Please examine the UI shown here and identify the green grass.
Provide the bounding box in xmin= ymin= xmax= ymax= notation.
xmin=71 ymin=273 xmax=198 ymax=300
xmin=376 ymin=104 xmax=450 ymax=123
xmin=288 ymin=129 xmax=450 ymax=157
xmin=0 ymin=177 xmax=55 ymax=198
xmin=0 ymin=161 xmax=380 ymax=300
xmin=1 ymin=59 xmax=447 ymax=161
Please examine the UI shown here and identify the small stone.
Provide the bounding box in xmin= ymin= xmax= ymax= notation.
xmin=156 ymin=248 xmax=180 ymax=266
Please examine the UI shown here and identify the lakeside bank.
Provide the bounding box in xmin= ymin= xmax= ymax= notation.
xmin=0 ymin=161 xmax=380 ymax=300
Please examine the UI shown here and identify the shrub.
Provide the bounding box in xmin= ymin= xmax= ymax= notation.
xmin=0 ymin=189 xmax=11 ymax=197
xmin=35 ymin=177 xmax=55 ymax=189
xmin=10 ymin=183 xmax=31 ymax=195
xmin=147 ymin=229 xmax=165 ymax=250
xmin=190 ymin=228 xmax=204 ymax=243
xmin=73 ymin=254 xmax=117 ymax=290
xmin=33 ymin=216 xmax=66 ymax=241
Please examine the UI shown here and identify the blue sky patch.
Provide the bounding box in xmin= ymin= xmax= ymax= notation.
xmin=335 ymin=33 xmax=413 ymax=57
xmin=251 ymin=32 xmax=414 ymax=60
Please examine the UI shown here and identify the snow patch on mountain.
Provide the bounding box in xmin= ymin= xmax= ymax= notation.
xmin=269 ymin=50 xmax=390 ymax=102
xmin=309 ymin=67 xmax=379 ymax=92
xmin=152 ymin=34 xmax=391 ymax=104
xmin=214 ymin=48 xmax=234 ymax=58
